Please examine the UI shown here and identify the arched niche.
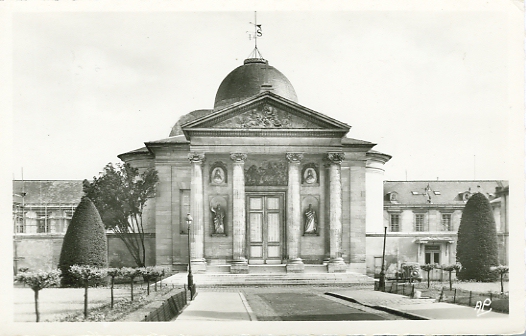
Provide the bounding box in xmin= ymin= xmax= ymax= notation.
xmin=209 ymin=195 xmax=227 ymax=236
xmin=301 ymin=195 xmax=320 ymax=235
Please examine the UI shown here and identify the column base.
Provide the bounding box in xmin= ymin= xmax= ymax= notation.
xmin=328 ymin=257 xmax=347 ymax=273
xmin=286 ymin=258 xmax=305 ymax=273
xmin=190 ymin=259 xmax=207 ymax=273
xmin=230 ymin=259 xmax=249 ymax=274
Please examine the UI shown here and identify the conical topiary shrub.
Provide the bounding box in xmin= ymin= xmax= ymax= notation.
xmin=456 ymin=192 xmax=498 ymax=281
xmin=58 ymin=196 xmax=108 ymax=286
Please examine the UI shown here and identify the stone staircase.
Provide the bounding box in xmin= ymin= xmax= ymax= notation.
xmin=162 ymin=265 xmax=374 ymax=287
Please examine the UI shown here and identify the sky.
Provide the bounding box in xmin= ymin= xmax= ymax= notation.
xmin=8 ymin=4 xmax=523 ymax=182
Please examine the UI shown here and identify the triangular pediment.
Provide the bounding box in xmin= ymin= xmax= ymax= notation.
xmin=181 ymin=92 xmax=350 ymax=138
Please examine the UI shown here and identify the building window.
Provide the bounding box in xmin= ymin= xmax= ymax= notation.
xmin=415 ymin=214 xmax=425 ymax=232
xmin=442 ymin=214 xmax=452 ymax=231
xmin=390 ymin=214 xmax=400 ymax=232
xmin=37 ymin=218 xmax=49 ymax=233
xmin=15 ymin=217 xmax=24 ymax=233
xmin=425 ymin=245 xmax=440 ymax=264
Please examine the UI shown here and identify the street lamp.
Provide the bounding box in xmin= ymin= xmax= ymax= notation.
xmin=186 ymin=213 xmax=195 ymax=300
xmin=379 ymin=221 xmax=388 ymax=291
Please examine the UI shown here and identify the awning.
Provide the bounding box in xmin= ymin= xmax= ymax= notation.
xmin=413 ymin=237 xmax=455 ymax=244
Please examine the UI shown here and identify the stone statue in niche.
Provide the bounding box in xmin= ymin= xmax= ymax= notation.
xmin=211 ymin=204 xmax=225 ymax=234
xmin=304 ymin=204 xmax=318 ymax=234
xmin=304 ymin=168 xmax=317 ymax=184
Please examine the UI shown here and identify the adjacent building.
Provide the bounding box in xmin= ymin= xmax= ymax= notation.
xmin=366 ymin=180 xmax=509 ymax=280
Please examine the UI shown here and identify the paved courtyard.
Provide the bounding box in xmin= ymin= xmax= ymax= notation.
xmin=175 ymin=286 xmax=407 ymax=321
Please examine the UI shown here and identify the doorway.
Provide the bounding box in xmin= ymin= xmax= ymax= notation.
xmin=246 ymin=193 xmax=285 ymax=264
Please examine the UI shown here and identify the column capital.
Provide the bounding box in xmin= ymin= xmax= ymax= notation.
xmin=286 ymin=153 xmax=304 ymax=163
xmin=188 ymin=152 xmax=205 ymax=164
xmin=326 ymin=152 xmax=345 ymax=165
xmin=230 ymin=153 xmax=247 ymax=163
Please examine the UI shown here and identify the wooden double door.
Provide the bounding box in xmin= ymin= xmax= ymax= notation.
xmin=246 ymin=193 xmax=285 ymax=264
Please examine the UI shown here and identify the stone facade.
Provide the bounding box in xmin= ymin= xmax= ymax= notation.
xmin=118 ymin=58 xmax=391 ymax=274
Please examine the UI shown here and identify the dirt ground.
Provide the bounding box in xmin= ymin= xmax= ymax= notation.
xmin=13 ymin=287 xmax=131 ymax=322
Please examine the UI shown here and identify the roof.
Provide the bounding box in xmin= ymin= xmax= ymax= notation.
xmin=145 ymin=135 xmax=190 ymax=145
xmin=13 ymin=180 xmax=84 ymax=205
xmin=342 ymin=137 xmax=375 ymax=146
xmin=118 ymin=146 xmax=150 ymax=156
xmin=169 ymin=109 xmax=213 ymax=137
xmin=214 ymin=58 xmax=298 ymax=110
xmin=384 ymin=180 xmax=507 ymax=205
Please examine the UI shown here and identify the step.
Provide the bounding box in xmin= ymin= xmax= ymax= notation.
xmin=206 ymin=265 xmax=231 ymax=273
xmin=249 ymin=265 xmax=287 ymax=274
xmin=163 ymin=272 xmax=375 ymax=287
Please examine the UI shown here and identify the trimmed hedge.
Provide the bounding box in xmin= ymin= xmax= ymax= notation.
xmin=456 ymin=192 xmax=498 ymax=281
xmin=58 ymin=196 xmax=108 ymax=286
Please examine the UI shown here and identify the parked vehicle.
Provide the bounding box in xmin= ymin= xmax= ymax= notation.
xmin=390 ymin=262 xmax=423 ymax=282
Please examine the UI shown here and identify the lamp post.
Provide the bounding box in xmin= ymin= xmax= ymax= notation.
xmin=379 ymin=221 xmax=388 ymax=291
xmin=186 ymin=213 xmax=195 ymax=300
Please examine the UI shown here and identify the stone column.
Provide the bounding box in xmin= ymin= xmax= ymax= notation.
xmin=327 ymin=152 xmax=347 ymax=273
xmin=188 ymin=152 xmax=206 ymax=271
xmin=230 ymin=153 xmax=249 ymax=273
xmin=286 ymin=153 xmax=304 ymax=272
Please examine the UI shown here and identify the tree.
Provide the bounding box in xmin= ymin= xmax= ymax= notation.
xmin=69 ymin=265 xmax=107 ymax=319
xmin=140 ymin=266 xmax=164 ymax=295
xmin=106 ymin=268 xmax=120 ymax=308
xmin=420 ymin=264 xmax=435 ymax=288
xmin=120 ymin=267 xmax=143 ymax=301
xmin=456 ymin=192 xmax=499 ymax=281
xmin=15 ymin=270 xmax=61 ymax=322
xmin=83 ymin=162 xmax=159 ymax=268
xmin=58 ymin=196 xmax=108 ymax=287
xmin=490 ymin=265 xmax=509 ymax=293
xmin=443 ymin=263 xmax=462 ymax=290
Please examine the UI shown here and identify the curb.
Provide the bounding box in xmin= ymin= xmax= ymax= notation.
xmin=325 ymin=292 xmax=429 ymax=320
xmin=238 ymin=292 xmax=258 ymax=321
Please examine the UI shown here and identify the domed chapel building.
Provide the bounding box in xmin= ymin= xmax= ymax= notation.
xmin=118 ymin=56 xmax=391 ymax=275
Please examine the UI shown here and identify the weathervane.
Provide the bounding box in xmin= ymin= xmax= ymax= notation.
xmin=247 ymin=11 xmax=264 ymax=59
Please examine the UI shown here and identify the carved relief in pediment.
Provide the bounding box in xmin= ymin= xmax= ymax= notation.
xmin=213 ymin=104 xmax=322 ymax=129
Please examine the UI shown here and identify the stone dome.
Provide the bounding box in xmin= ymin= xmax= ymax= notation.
xmin=169 ymin=109 xmax=213 ymax=137
xmin=214 ymin=58 xmax=298 ymax=110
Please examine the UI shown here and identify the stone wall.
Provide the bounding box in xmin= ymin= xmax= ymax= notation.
xmin=14 ymin=233 xmax=156 ymax=273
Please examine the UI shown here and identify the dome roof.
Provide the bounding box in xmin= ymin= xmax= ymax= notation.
xmin=169 ymin=109 xmax=213 ymax=137
xmin=214 ymin=58 xmax=297 ymax=110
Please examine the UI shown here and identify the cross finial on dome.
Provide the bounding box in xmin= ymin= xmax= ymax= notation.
xmin=247 ymin=11 xmax=264 ymax=60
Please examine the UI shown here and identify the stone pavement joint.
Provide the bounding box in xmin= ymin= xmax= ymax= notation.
xmin=326 ymin=292 xmax=429 ymax=320
xmin=238 ymin=292 xmax=258 ymax=321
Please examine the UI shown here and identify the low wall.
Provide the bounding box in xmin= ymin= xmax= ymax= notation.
xmin=143 ymin=290 xmax=188 ymax=321
xmin=13 ymin=233 xmax=156 ymax=273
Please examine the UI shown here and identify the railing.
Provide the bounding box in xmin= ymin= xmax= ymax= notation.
xmin=439 ymin=287 xmax=509 ymax=313
xmin=377 ymin=280 xmax=509 ymax=314
xmin=143 ymin=289 xmax=189 ymax=322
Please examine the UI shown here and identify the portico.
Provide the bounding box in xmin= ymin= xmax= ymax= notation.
xmin=118 ymin=57 xmax=390 ymax=275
